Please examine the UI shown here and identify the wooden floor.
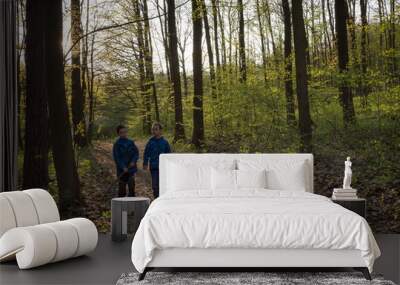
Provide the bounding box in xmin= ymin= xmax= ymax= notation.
xmin=0 ymin=234 xmax=398 ymax=285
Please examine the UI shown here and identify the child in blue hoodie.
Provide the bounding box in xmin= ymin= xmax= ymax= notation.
xmin=113 ymin=125 xmax=139 ymax=197
xmin=143 ymin=122 xmax=171 ymax=198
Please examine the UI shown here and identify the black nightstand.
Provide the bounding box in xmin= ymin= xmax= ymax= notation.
xmin=332 ymin=198 xmax=366 ymax=218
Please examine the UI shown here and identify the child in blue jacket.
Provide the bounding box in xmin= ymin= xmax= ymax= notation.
xmin=113 ymin=125 xmax=139 ymax=197
xmin=143 ymin=122 xmax=171 ymax=198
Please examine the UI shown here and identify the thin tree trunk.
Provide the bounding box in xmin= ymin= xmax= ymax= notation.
xmin=200 ymin=0 xmax=216 ymax=98
xmin=378 ymin=0 xmax=384 ymax=54
xmin=311 ymin=0 xmax=318 ymax=66
xmin=360 ymin=0 xmax=369 ymax=103
xmin=211 ymin=0 xmax=221 ymax=70
xmin=81 ymin=0 xmax=89 ymax=138
xmin=155 ymin=0 xmax=170 ymax=80
xmin=218 ymin=2 xmax=227 ymax=67
xmin=191 ymin=0 xmax=204 ymax=148
xmin=335 ymin=0 xmax=356 ymax=125
xmin=348 ymin=0 xmax=358 ymax=69
xmin=389 ymin=0 xmax=397 ymax=79
xmin=134 ymin=0 xmax=151 ymax=135
xmin=227 ymin=3 xmax=233 ymax=68
xmin=327 ymin=0 xmax=336 ymax=43
xmin=282 ymin=0 xmax=296 ymax=126
xmin=44 ymin=0 xmax=80 ymax=216
xmin=23 ymin=0 xmax=49 ymax=189
xmin=292 ymin=0 xmax=313 ymax=152
xmin=142 ymin=0 xmax=159 ymax=122
xmin=88 ymin=33 xmax=95 ymax=143
xmin=179 ymin=46 xmax=189 ymax=97
xmin=167 ymin=0 xmax=185 ymax=141
xmin=71 ymin=0 xmax=86 ymax=147
xmin=256 ymin=0 xmax=267 ymax=86
xmin=321 ymin=0 xmax=332 ymax=61
xmin=237 ymin=0 xmax=246 ymax=82
xmin=84 ymin=0 xmax=93 ymax=143
xmin=265 ymin=0 xmax=277 ymax=59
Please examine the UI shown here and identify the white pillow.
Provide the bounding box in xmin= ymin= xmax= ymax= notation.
xmin=167 ymin=160 xmax=236 ymax=191
xmin=236 ymin=169 xmax=267 ymax=189
xmin=211 ymin=167 xmax=236 ymax=191
xmin=237 ymin=160 xmax=307 ymax=191
xmin=211 ymin=168 xmax=237 ymax=190
xmin=168 ymin=163 xmax=211 ymax=191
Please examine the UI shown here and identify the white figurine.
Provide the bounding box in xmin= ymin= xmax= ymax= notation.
xmin=343 ymin=157 xmax=352 ymax=189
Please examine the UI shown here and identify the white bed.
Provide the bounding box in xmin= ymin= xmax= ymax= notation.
xmin=131 ymin=154 xmax=380 ymax=280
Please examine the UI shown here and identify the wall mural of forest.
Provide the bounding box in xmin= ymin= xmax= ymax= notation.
xmin=17 ymin=0 xmax=399 ymax=233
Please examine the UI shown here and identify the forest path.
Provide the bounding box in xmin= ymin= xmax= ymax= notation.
xmin=81 ymin=140 xmax=153 ymax=232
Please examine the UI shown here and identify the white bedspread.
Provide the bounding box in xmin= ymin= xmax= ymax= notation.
xmin=131 ymin=190 xmax=380 ymax=273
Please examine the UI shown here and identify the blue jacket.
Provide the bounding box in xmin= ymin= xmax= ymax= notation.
xmin=143 ymin=136 xmax=171 ymax=170
xmin=113 ymin=137 xmax=139 ymax=176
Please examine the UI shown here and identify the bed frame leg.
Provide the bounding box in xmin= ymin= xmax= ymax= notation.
xmin=138 ymin=268 xmax=148 ymax=281
xmin=354 ymin=267 xmax=371 ymax=280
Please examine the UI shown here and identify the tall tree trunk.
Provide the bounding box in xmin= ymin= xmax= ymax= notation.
xmin=256 ymin=0 xmax=267 ymax=86
xmin=237 ymin=0 xmax=246 ymax=82
xmin=142 ymin=0 xmax=160 ymax=122
xmin=191 ymin=0 xmax=204 ymax=148
xmin=155 ymin=0 xmax=170 ymax=80
xmin=321 ymin=0 xmax=332 ymax=61
xmin=44 ymin=0 xmax=80 ymax=216
xmin=348 ymin=0 xmax=358 ymax=69
xmin=83 ymin=0 xmax=92 ymax=143
xmin=310 ymin=0 xmax=318 ymax=66
xmin=360 ymin=0 xmax=369 ymax=102
xmin=87 ymin=33 xmax=95 ymax=143
xmin=211 ymin=0 xmax=221 ymax=70
xmin=179 ymin=48 xmax=189 ymax=97
xmin=218 ymin=2 xmax=227 ymax=67
xmin=167 ymin=0 xmax=185 ymax=141
xmin=265 ymin=0 xmax=277 ymax=59
xmin=282 ymin=0 xmax=296 ymax=126
xmin=81 ymin=0 xmax=90 ymax=139
xmin=70 ymin=0 xmax=86 ymax=147
xmin=200 ymin=0 xmax=216 ymax=98
xmin=177 ymin=34 xmax=189 ymax=97
xmin=134 ymin=0 xmax=151 ymax=135
xmin=292 ymin=0 xmax=313 ymax=152
xmin=335 ymin=0 xmax=355 ymax=125
xmin=227 ymin=3 xmax=233 ymax=68
xmin=23 ymin=0 xmax=49 ymax=189
xmin=327 ymin=0 xmax=336 ymax=44
xmin=378 ymin=0 xmax=384 ymax=55
xmin=389 ymin=0 xmax=397 ymax=79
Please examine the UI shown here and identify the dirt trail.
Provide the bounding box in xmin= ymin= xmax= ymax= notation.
xmin=81 ymin=140 xmax=153 ymax=232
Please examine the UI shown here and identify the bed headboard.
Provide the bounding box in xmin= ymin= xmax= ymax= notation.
xmin=159 ymin=153 xmax=314 ymax=196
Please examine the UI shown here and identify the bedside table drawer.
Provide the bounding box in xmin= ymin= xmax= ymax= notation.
xmin=332 ymin=199 xmax=366 ymax=218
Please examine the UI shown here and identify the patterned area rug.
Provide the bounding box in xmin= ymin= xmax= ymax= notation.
xmin=116 ymin=272 xmax=396 ymax=285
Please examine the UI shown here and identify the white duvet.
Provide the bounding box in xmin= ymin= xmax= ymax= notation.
xmin=131 ymin=190 xmax=380 ymax=273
